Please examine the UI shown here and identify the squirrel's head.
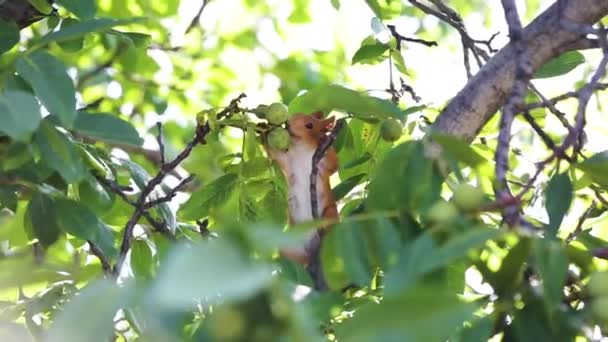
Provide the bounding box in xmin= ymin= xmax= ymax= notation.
xmin=287 ymin=112 xmax=335 ymax=143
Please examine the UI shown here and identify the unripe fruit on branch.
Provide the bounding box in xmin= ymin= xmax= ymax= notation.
xmin=452 ymin=184 xmax=485 ymax=211
xmin=380 ymin=118 xmax=403 ymax=142
xmin=253 ymin=104 xmax=268 ymax=118
xmin=427 ymin=200 xmax=459 ymax=224
xmin=265 ymin=102 xmax=289 ymax=125
xmin=267 ymin=127 xmax=290 ymax=151
xmin=588 ymin=272 xmax=608 ymax=297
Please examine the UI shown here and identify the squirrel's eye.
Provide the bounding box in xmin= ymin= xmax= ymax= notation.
xmin=305 ymin=123 xmax=314 ymax=129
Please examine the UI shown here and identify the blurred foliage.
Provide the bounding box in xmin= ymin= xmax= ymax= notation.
xmin=0 ymin=0 xmax=607 ymax=341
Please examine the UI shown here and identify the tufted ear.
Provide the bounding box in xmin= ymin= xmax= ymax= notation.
xmin=311 ymin=111 xmax=324 ymax=119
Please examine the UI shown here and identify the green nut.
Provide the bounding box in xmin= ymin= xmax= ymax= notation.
xmin=265 ymin=102 xmax=289 ymax=125
xmin=427 ymin=200 xmax=459 ymax=224
xmin=267 ymin=127 xmax=290 ymax=151
xmin=452 ymin=184 xmax=485 ymax=211
xmin=380 ymin=118 xmax=403 ymax=142
xmin=253 ymin=104 xmax=269 ymax=118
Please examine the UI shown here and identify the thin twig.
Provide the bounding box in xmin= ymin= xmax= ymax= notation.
xmin=310 ymin=119 xmax=345 ymax=218
xmin=142 ymin=175 xmax=195 ymax=209
xmin=112 ymin=93 xmax=246 ymax=277
xmin=566 ymin=201 xmax=596 ymax=243
xmin=156 ymin=122 xmax=166 ymax=166
xmin=88 ymin=241 xmax=112 ymax=276
xmin=185 ymin=0 xmax=209 ymax=35
xmin=386 ymin=24 xmax=437 ymax=48
xmin=495 ymin=0 xmax=532 ymax=225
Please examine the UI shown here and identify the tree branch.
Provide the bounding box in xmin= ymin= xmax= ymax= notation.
xmin=431 ymin=0 xmax=608 ymax=141
xmin=112 ymin=93 xmax=246 ymax=277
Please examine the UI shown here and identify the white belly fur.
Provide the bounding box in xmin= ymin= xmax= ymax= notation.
xmin=285 ymin=144 xmax=324 ymax=223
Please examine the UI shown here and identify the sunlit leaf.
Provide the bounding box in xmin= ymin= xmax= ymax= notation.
xmin=332 ymin=173 xmax=366 ymax=200
xmin=37 ymin=18 xmax=144 ymax=46
xmin=576 ymin=151 xmax=608 ymax=188
xmin=352 ymin=42 xmax=389 ymax=65
xmin=532 ymin=239 xmax=568 ymax=307
xmin=55 ymin=0 xmax=96 ymax=19
xmin=288 ymin=84 xmax=407 ymax=119
xmin=431 ymin=133 xmax=487 ymax=168
xmin=179 ymin=173 xmax=240 ymax=221
xmin=56 ymin=18 xmax=84 ymax=52
xmin=26 ymin=192 xmax=62 ymax=247
xmin=73 ymin=112 xmax=143 ymax=146
xmin=16 ymin=52 xmax=76 ymax=127
xmin=35 ymin=121 xmax=86 ymax=183
xmin=0 ymin=91 xmax=42 ymax=141
xmin=534 ymin=51 xmax=585 ymax=79
xmin=545 ymin=172 xmax=572 ymax=236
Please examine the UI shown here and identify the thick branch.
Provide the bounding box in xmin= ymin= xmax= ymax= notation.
xmin=431 ymin=0 xmax=608 ymax=141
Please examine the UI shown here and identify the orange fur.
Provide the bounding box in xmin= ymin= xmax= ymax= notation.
xmin=265 ymin=112 xmax=339 ymax=266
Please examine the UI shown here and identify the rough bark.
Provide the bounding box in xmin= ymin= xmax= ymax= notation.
xmin=431 ymin=0 xmax=608 ymax=141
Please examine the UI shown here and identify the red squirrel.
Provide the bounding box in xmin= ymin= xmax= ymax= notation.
xmin=265 ymin=112 xmax=339 ymax=266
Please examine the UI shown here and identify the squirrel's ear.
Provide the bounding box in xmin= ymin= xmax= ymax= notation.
xmin=311 ymin=111 xmax=324 ymax=119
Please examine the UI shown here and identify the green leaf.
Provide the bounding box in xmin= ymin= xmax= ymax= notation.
xmin=16 ymin=52 xmax=76 ymax=127
xmin=56 ymin=18 xmax=84 ymax=52
xmin=492 ymin=238 xmax=530 ymax=296
xmin=288 ymin=84 xmax=406 ymax=119
xmin=352 ymin=42 xmax=389 ymax=65
xmin=321 ymin=218 xmax=401 ymax=289
xmin=545 ymin=172 xmax=572 ymax=236
xmin=54 ymin=198 xmax=116 ymax=257
xmin=331 ymin=0 xmax=340 ymax=9
xmin=392 ymin=49 xmax=409 ymax=75
xmin=534 ymin=51 xmax=585 ymax=79
xmin=243 ymin=125 xmax=259 ymax=161
xmin=576 ymin=151 xmax=608 ymax=188
xmin=35 ymin=121 xmax=86 ymax=183
xmin=532 ymin=239 xmax=568 ymax=307
xmin=458 ymin=316 xmax=494 ymax=342
xmin=259 ymin=187 xmax=288 ymax=224
xmin=47 ymin=280 xmax=131 ymax=342
xmin=131 ymin=239 xmax=154 ymax=279
xmin=73 ymin=112 xmax=143 ymax=146
xmin=342 ymin=152 xmax=372 ymax=169
xmin=385 ymin=227 xmax=501 ymax=293
xmin=336 ymin=285 xmax=475 ymax=342
xmin=55 ymin=0 xmax=96 ymax=19
xmin=0 ymin=19 xmax=19 ymax=55
xmin=28 ymin=0 xmax=54 ymax=14
xmin=26 ymin=193 xmax=62 ymax=247
xmin=332 ymin=173 xmax=366 ymax=200
xmin=364 ymin=0 xmax=402 ymax=19
xmin=37 ymin=18 xmax=144 ymax=46
xmin=367 ymin=141 xmax=442 ymax=213
xmin=0 ymin=91 xmax=42 ymax=141
xmin=78 ymin=177 xmax=115 ymax=215
xmin=431 ymin=133 xmax=488 ymax=168
xmin=148 ymin=239 xmax=271 ymax=309
xmin=179 ymin=173 xmax=240 ymax=221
